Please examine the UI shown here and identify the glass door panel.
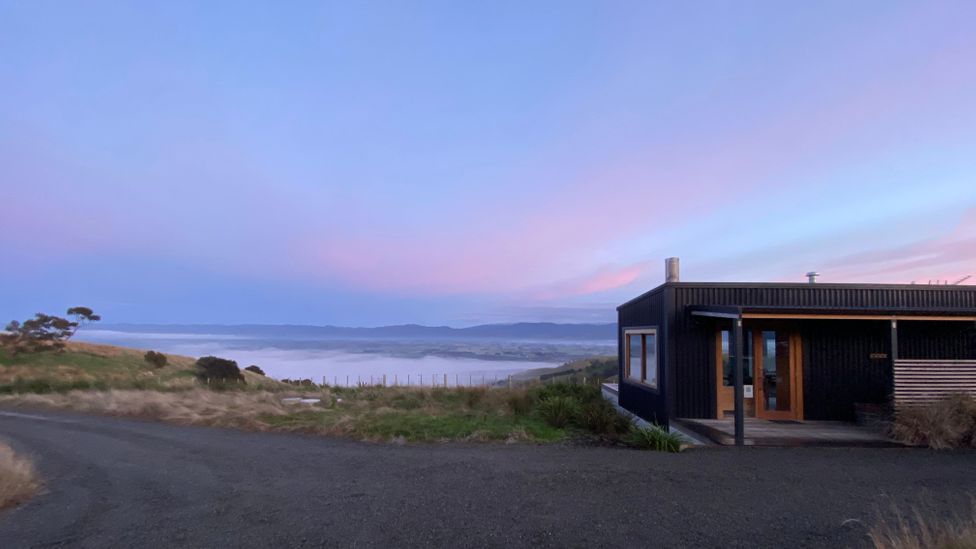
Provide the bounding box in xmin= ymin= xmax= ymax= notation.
xmin=755 ymin=330 xmax=800 ymax=420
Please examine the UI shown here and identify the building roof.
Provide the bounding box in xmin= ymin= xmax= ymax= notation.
xmin=617 ymin=281 xmax=976 ymax=311
xmin=689 ymin=304 xmax=976 ymax=321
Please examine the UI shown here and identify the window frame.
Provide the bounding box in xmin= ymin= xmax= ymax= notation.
xmin=623 ymin=327 xmax=659 ymax=391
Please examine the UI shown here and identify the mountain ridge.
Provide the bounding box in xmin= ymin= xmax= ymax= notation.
xmin=85 ymin=322 xmax=617 ymax=341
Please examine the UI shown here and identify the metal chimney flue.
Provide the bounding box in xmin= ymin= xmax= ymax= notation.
xmin=666 ymin=257 xmax=680 ymax=283
xmin=806 ymin=271 xmax=820 ymax=284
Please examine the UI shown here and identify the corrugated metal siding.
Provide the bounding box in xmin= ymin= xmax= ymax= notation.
xmin=669 ymin=304 xmax=717 ymax=418
xmin=668 ymin=284 xmax=976 ymax=420
xmin=900 ymin=322 xmax=976 ymax=360
xmin=801 ymin=321 xmax=891 ymax=420
xmin=893 ymin=360 xmax=976 ymax=406
xmin=617 ymin=289 xmax=668 ymax=425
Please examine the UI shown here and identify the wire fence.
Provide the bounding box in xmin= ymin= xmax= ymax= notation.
xmin=277 ymin=373 xmax=608 ymax=389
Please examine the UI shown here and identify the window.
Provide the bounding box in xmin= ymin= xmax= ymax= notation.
xmin=721 ymin=329 xmax=754 ymax=387
xmin=624 ymin=328 xmax=658 ymax=389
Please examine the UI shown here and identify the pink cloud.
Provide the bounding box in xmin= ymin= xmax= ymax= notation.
xmin=817 ymin=209 xmax=976 ymax=284
xmin=530 ymin=263 xmax=648 ymax=301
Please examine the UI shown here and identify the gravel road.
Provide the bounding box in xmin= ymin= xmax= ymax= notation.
xmin=1 ymin=409 xmax=974 ymax=548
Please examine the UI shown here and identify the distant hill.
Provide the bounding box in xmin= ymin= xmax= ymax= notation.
xmin=87 ymin=322 xmax=617 ymax=341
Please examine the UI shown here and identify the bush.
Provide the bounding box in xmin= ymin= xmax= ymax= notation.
xmin=624 ymin=425 xmax=682 ymax=452
xmin=506 ymin=392 xmax=534 ymax=416
xmin=890 ymin=394 xmax=976 ymax=449
xmin=580 ymin=399 xmax=632 ymax=436
xmin=194 ymin=356 xmax=245 ymax=385
xmin=537 ymin=396 xmax=580 ymax=428
xmin=244 ymin=365 xmax=265 ymax=376
xmin=535 ymin=383 xmax=601 ymax=405
xmin=144 ymin=350 xmax=168 ymax=369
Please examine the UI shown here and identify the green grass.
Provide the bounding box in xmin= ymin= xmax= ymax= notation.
xmin=0 ymin=342 xmax=276 ymax=393
xmin=624 ymin=426 xmax=683 ymax=452
xmin=522 ymin=356 xmax=617 ymax=384
xmin=262 ymin=408 xmax=564 ymax=442
xmin=2 ymin=344 xmax=678 ymax=450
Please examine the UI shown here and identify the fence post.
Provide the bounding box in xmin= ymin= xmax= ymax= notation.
xmin=508 ymin=375 xmax=512 ymax=389
xmin=455 ymin=374 xmax=459 ymax=387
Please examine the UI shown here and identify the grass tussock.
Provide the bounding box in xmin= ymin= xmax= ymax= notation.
xmin=870 ymin=500 xmax=976 ymax=549
xmin=624 ymin=426 xmax=683 ymax=452
xmin=0 ymin=440 xmax=39 ymax=510
xmin=890 ymin=394 xmax=976 ymax=449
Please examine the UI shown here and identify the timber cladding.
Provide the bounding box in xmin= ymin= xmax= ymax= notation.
xmin=893 ymin=359 xmax=976 ymax=407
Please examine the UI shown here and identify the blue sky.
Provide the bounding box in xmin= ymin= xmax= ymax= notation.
xmin=1 ymin=1 xmax=974 ymax=326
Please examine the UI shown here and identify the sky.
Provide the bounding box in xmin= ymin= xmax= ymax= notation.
xmin=1 ymin=1 xmax=975 ymax=326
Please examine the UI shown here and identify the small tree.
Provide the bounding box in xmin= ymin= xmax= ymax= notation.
xmin=0 ymin=307 xmax=100 ymax=357
xmin=65 ymin=307 xmax=101 ymax=341
xmin=244 ymin=365 xmax=265 ymax=376
xmin=195 ymin=356 xmax=245 ymax=385
xmin=144 ymin=350 xmax=168 ymax=369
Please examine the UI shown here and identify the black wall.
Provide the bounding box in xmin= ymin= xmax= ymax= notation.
xmin=617 ymin=287 xmax=668 ymax=426
xmin=618 ymin=283 xmax=976 ymax=423
xmin=900 ymin=321 xmax=976 ymax=360
xmin=801 ymin=320 xmax=890 ymax=420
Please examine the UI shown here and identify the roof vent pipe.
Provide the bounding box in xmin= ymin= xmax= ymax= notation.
xmin=666 ymin=257 xmax=680 ymax=283
xmin=806 ymin=271 xmax=820 ymax=284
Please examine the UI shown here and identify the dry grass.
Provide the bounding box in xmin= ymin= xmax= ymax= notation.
xmin=870 ymin=500 xmax=976 ymax=549
xmin=890 ymin=394 xmax=976 ymax=449
xmin=0 ymin=342 xmax=286 ymax=393
xmin=0 ymin=389 xmax=294 ymax=430
xmin=0 ymin=440 xmax=39 ymax=510
xmin=0 ymin=385 xmax=564 ymax=443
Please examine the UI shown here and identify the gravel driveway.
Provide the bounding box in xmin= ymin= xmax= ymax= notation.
xmin=1 ymin=409 xmax=974 ymax=548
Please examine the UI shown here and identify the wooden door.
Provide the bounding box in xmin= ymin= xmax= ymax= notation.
xmin=714 ymin=329 xmax=756 ymax=419
xmin=753 ymin=330 xmax=804 ymax=420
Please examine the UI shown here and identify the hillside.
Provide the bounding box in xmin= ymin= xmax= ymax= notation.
xmin=89 ymin=321 xmax=617 ymax=341
xmin=0 ymin=342 xmax=276 ymax=393
xmin=516 ymin=356 xmax=618 ymax=383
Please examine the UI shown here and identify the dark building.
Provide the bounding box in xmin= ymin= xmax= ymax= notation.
xmin=617 ymin=259 xmax=976 ymax=435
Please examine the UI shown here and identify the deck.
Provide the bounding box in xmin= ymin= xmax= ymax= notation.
xmin=673 ymin=417 xmax=900 ymax=447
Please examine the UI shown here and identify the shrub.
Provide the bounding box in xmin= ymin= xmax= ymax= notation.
xmin=144 ymin=350 xmax=168 ymax=369
xmin=537 ymin=396 xmax=580 ymax=428
xmin=535 ymin=383 xmax=601 ymax=405
xmin=244 ymin=365 xmax=266 ymax=376
xmin=890 ymin=394 xmax=976 ymax=449
xmin=580 ymin=399 xmax=632 ymax=436
xmin=194 ymin=356 xmax=245 ymax=385
xmin=506 ymin=391 xmax=534 ymax=416
xmin=624 ymin=425 xmax=682 ymax=452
